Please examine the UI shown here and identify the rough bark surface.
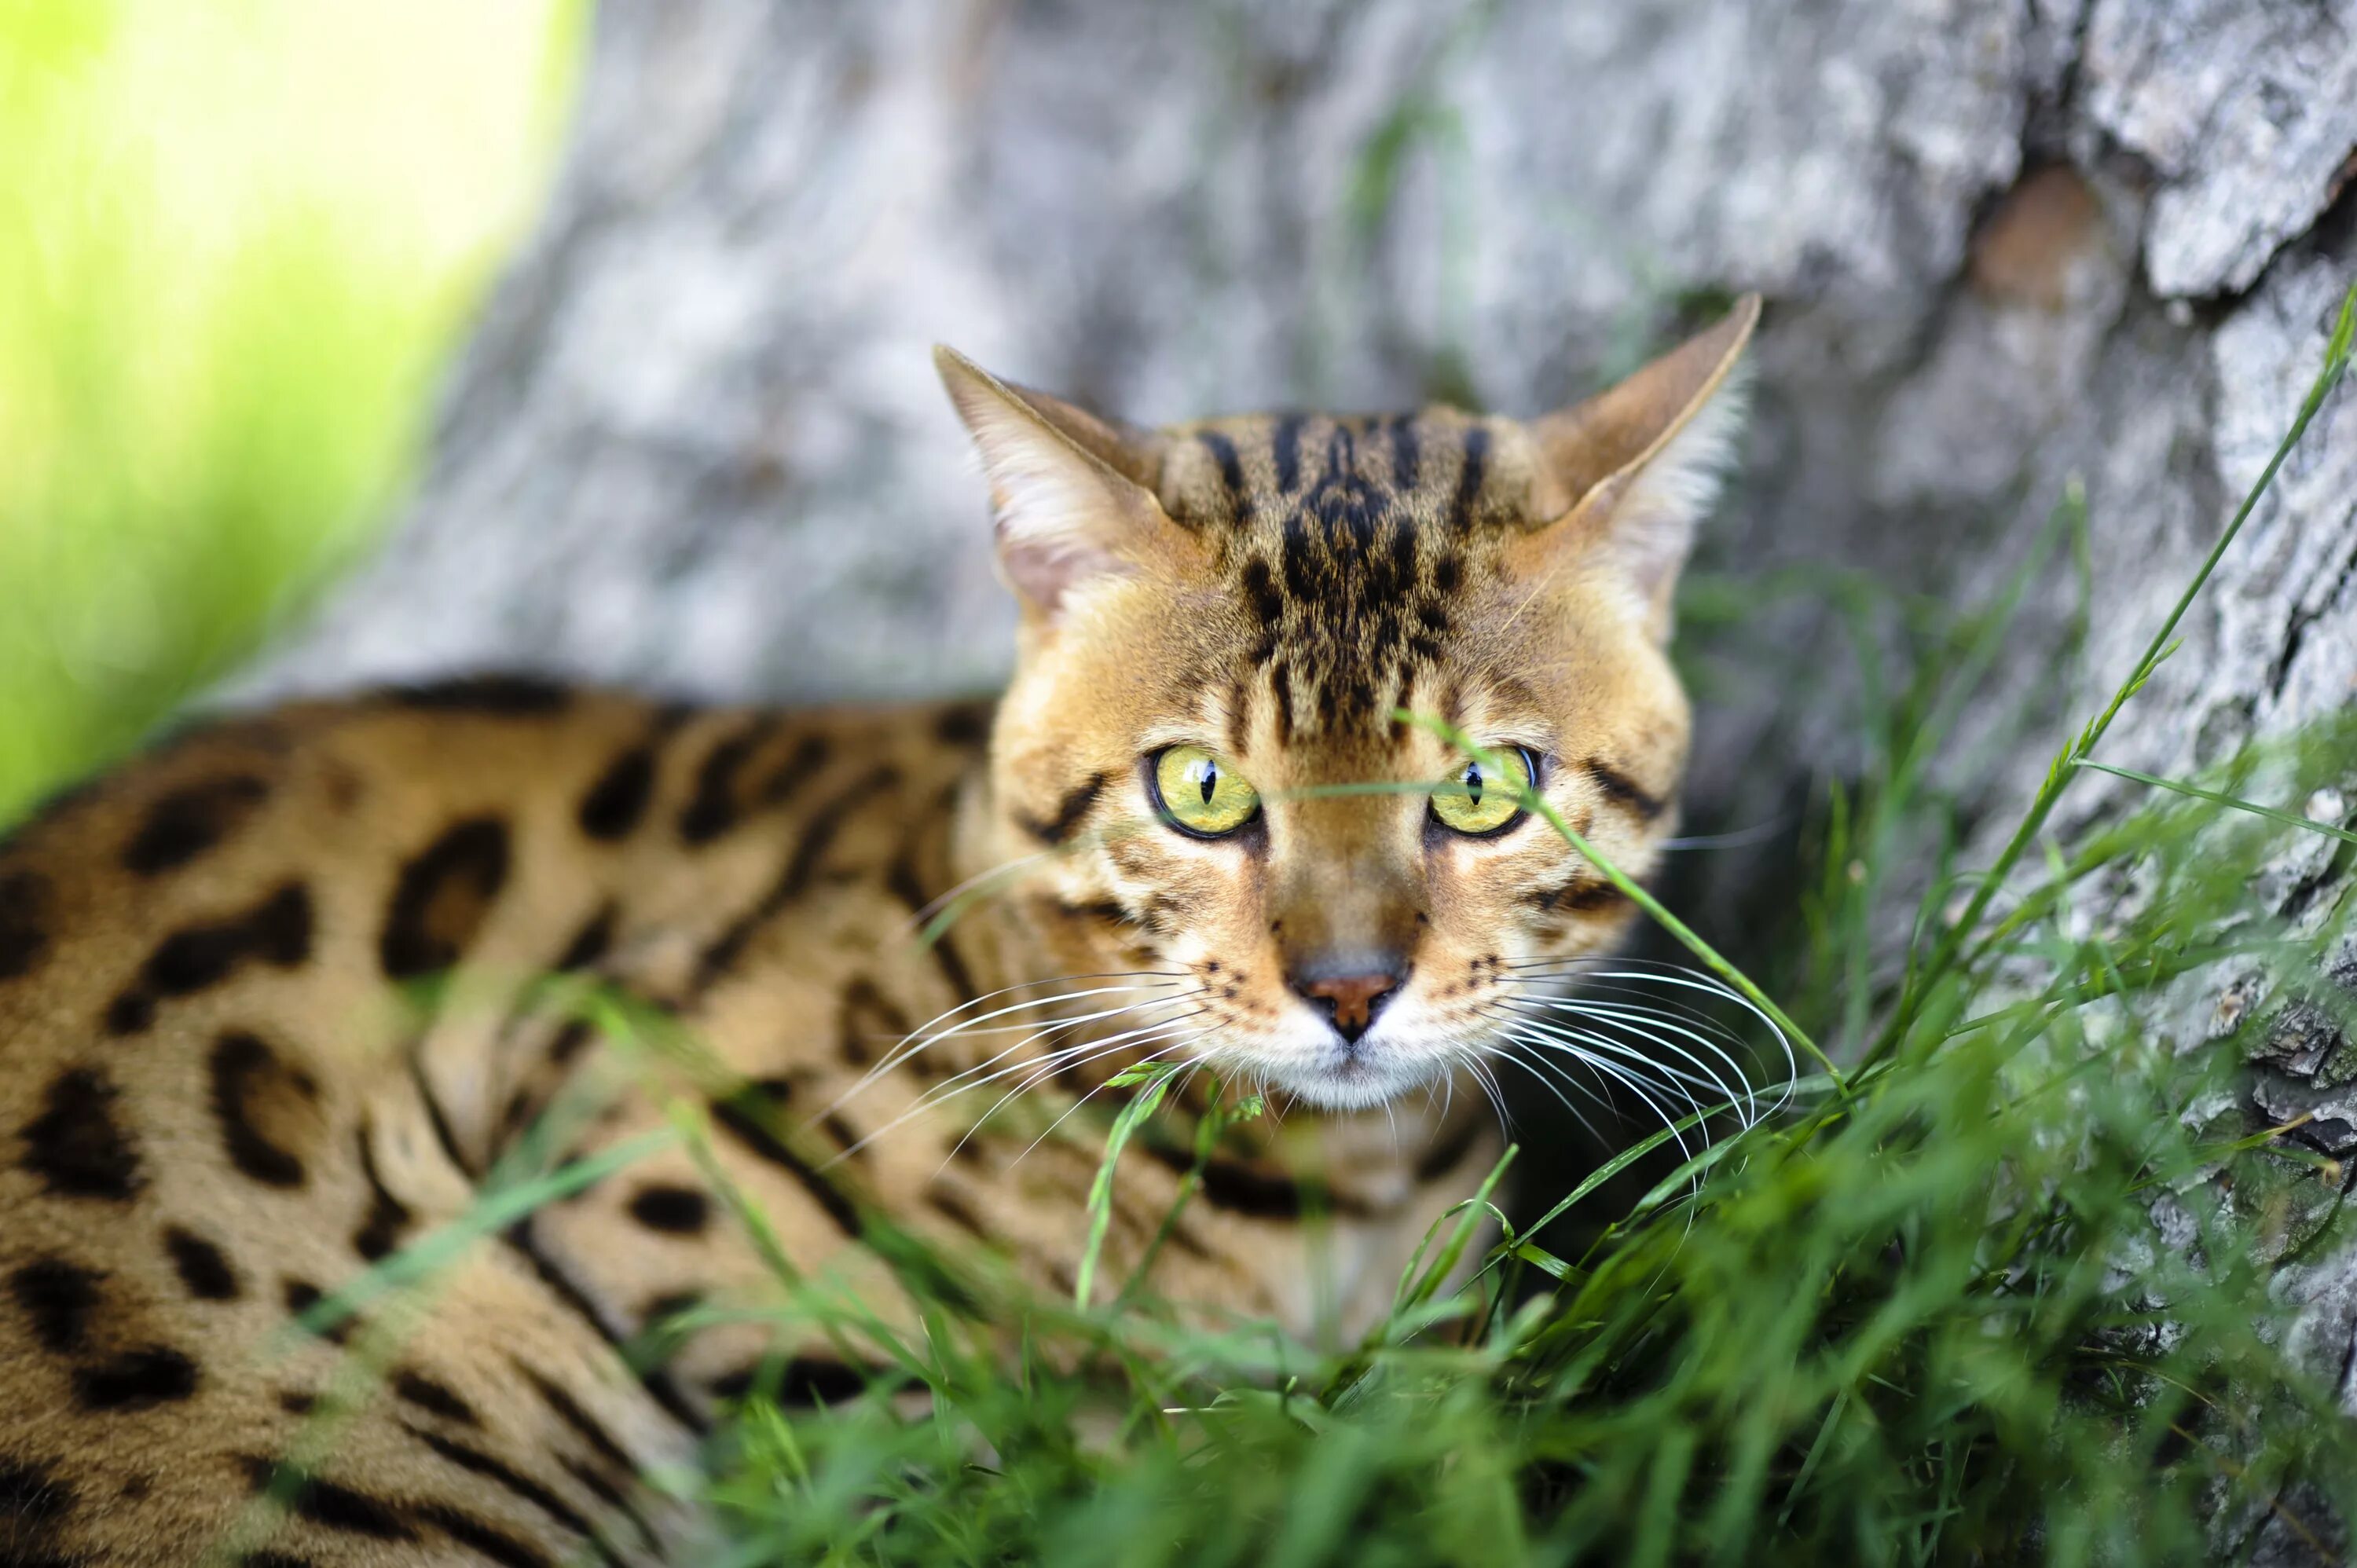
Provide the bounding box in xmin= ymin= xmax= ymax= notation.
xmin=248 ymin=2 xmax=2357 ymax=1553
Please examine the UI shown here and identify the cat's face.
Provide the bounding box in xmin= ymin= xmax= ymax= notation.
xmin=942 ymin=302 xmax=1755 ymax=1110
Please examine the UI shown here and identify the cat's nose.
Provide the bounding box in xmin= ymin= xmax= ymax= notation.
xmin=1289 ymin=961 xmax=1406 ymax=1045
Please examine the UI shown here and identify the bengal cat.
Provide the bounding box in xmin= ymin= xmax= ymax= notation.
xmin=0 ymin=298 xmax=1757 ymax=1566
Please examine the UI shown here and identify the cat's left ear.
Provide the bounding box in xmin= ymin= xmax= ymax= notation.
xmin=934 ymin=346 xmax=1178 ymax=623
xmin=1521 ymin=295 xmax=1761 ymax=641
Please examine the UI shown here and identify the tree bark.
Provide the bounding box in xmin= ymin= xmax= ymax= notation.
xmin=247 ymin=2 xmax=2357 ymax=1555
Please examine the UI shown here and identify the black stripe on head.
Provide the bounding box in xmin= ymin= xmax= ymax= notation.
xmin=1582 ymin=760 xmax=1668 ymax=822
xmin=1447 ymin=424 xmax=1489 ymax=533
xmin=1388 ymin=414 xmax=1420 ymax=489
xmin=1240 ymin=559 xmax=1284 ymax=667
xmin=1272 ymin=414 xmax=1304 ymax=493
xmin=1018 ymin=771 xmax=1107 ymax=846
xmin=1197 ymin=430 xmax=1252 ymax=520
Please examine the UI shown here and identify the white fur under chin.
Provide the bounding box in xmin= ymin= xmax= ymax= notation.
xmin=1257 ymin=1042 xmax=1450 ymax=1112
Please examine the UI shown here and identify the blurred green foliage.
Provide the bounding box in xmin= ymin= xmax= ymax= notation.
xmin=0 ymin=0 xmax=585 ymax=824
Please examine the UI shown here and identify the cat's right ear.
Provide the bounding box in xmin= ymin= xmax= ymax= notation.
xmin=934 ymin=347 xmax=1178 ymax=622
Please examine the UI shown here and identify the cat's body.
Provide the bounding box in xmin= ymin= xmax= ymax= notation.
xmin=0 ymin=299 xmax=1755 ymax=1565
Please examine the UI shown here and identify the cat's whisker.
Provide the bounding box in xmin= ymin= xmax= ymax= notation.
xmin=1457 ymin=1049 xmax=1515 ymax=1137
xmin=893 ymin=995 xmax=1208 ymax=1119
xmin=852 ymin=973 xmax=1189 ymax=1082
xmin=1531 ymin=997 xmax=1767 ymax=1128
xmin=1497 ymin=998 xmax=1756 ymax=1130
xmin=1486 ymin=1044 xmax=1607 ymax=1145
xmin=829 ymin=1011 xmax=1209 ymax=1165
xmin=1498 ymin=959 xmax=1798 ymax=1116
xmin=1500 ymin=1011 xmax=1726 ymax=1132
xmin=933 ymin=1013 xmax=1217 ymax=1168
xmin=833 ymin=977 xmax=1196 ymax=1109
xmin=1497 ymin=1024 xmax=1706 ymax=1173
xmin=1001 ymin=1035 xmax=1217 ymax=1174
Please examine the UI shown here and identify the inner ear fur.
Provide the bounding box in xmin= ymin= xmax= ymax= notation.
xmin=934 ymin=346 xmax=1186 ymax=621
xmin=1528 ymin=294 xmax=1760 ymax=526
xmin=1516 ymin=295 xmax=1761 ymax=634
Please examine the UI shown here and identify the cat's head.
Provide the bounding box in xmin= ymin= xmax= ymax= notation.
xmin=939 ymin=300 xmax=1757 ymax=1110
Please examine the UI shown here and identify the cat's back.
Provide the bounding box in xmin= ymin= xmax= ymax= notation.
xmin=0 ymin=678 xmax=987 ymax=1566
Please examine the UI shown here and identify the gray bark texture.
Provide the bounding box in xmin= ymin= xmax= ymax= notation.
xmin=249 ymin=1 xmax=2357 ymax=1555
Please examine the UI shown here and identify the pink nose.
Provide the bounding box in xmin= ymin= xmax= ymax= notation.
xmin=1292 ymin=970 xmax=1401 ymax=1044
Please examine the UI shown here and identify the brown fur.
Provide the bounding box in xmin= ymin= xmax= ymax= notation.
xmin=0 ymin=302 xmax=1754 ymax=1564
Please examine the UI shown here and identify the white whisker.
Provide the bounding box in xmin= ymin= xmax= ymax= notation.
xmin=827 ymin=1009 xmax=1208 ymax=1165
xmin=1499 ymin=1001 xmax=1755 ymax=1130
xmin=829 ymin=978 xmax=1196 ymax=1112
xmin=945 ymin=1016 xmax=1217 ymax=1167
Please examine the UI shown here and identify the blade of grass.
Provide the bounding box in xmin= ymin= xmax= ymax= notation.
xmin=2073 ymin=758 xmax=2357 ymax=848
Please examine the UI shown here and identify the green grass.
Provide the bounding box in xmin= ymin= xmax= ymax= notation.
xmin=0 ymin=0 xmax=583 ymax=825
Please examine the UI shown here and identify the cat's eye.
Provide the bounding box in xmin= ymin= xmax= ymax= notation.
xmin=1429 ymin=747 xmax=1538 ymax=837
xmin=1149 ymin=745 xmax=1262 ymax=838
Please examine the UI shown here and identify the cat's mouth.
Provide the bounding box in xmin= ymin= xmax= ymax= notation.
xmin=1274 ymin=1031 xmax=1441 ymax=1111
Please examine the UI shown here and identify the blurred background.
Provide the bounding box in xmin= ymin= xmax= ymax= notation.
xmin=0 ymin=0 xmax=581 ymax=821
xmin=4 ymin=0 xmax=2354 ymax=949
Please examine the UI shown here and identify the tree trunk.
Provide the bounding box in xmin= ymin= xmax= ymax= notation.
xmin=247 ymin=2 xmax=2357 ymax=1555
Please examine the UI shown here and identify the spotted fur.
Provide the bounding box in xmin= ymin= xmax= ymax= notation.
xmin=0 ymin=301 xmax=1755 ymax=1563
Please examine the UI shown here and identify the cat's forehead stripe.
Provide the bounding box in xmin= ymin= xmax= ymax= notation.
xmin=1158 ymin=412 xmax=1527 ymax=741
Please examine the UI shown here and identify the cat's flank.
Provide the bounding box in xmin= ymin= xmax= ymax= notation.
xmin=0 ymin=298 xmax=1757 ymax=1566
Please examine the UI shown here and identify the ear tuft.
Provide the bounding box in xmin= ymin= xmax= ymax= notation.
xmin=1525 ymin=295 xmax=1760 ymax=636
xmin=934 ymin=346 xmax=1171 ymax=621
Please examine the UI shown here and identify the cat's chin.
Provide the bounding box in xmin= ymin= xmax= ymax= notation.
xmin=1266 ymin=1045 xmax=1441 ymax=1112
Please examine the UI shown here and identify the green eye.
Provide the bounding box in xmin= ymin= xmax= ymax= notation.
xmin=1151 ymin=745 xmax=1261 ymax=837
xmin=1430 ymin=747 xmax=1537 ymax=836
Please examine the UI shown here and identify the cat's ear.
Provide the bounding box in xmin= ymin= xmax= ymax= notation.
xmin=1523 ymin=295 xmax=1761 ymax=639
xmin=934 ymin=346 xmax=1175 ymax=621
